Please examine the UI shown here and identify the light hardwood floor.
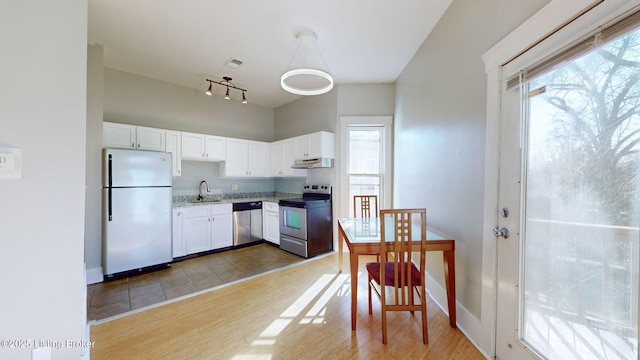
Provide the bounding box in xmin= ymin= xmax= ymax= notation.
xmin=90 ymin=253 xmax=486 ymax=359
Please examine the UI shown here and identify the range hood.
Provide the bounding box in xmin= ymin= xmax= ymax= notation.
xmin=291 ymin=157 xmax=334 ymax=169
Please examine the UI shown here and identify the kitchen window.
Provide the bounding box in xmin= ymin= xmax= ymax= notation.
xmin=339 ymin=116 xmax=392 ymax=217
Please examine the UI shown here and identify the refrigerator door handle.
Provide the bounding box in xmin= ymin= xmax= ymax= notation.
xmin=108 ymin=154 xmax=113 ymax=221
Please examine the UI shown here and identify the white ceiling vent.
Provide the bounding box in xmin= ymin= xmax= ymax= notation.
xmin=225 ymin=58 xmax=244 ymax=69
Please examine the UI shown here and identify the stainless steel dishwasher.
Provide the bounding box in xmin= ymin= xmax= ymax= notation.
xmin=232 ymin=201 xmax=263 ymax=246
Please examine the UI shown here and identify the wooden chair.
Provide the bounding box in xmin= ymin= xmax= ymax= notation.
xmin=354 ymin=195 xmax=381 ymax=260
xmin=353 ymin=195 xmax=379 ymax=218
xmin=366 ymin=208 xmax=428 ymax=344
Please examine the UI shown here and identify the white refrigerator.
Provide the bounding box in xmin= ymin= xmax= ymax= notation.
xmin=102 ymin=148 xmax=173 ymax=276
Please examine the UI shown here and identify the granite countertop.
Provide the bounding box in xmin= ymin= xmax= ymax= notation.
xmin=172 ymin=194 xmax=299 ymax=208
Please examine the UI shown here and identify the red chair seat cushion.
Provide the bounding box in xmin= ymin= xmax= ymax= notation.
xmin=366 ymin=261 xmax=421 ymax=287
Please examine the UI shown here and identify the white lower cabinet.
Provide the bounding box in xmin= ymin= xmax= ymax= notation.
xmin=263 ymin=202 xmax=280 ymax=245
xmin=183 ymin=206 xmax=212 ymax=254
xmin=172 ymin=208 xmax=186 ymax=257
xmin=210 ymin=206 xmax=233 ymax=250
xmin=172 ymin=203 xmax=232 ymax=258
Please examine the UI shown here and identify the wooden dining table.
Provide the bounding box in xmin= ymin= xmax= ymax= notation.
xmin=337 ymin=217 xmax=457 ymax=330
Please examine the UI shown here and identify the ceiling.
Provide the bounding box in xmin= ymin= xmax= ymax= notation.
xmin=88 ymin=0 xmax=452 ymax=108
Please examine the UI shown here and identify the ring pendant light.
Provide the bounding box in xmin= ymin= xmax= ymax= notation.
xmin=281 ymin=31 xmax=334 ymax=96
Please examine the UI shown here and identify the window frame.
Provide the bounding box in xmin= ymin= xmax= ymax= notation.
xmin=339 ymin=116 xmax=393 ymax=219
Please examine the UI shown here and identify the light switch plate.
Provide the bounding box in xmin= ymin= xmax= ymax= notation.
xmin=0 ymin=147 xmax=22 ymax=179
xmin=0 ymin=152 xmax=15 ymax=171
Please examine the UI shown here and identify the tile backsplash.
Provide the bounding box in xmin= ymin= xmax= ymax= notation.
xmin=173 ymin=161 xmax=305 ymax=199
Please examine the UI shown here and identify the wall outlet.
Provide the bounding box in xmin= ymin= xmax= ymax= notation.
xmin=231 ymin=184 xmax=238 ymax=191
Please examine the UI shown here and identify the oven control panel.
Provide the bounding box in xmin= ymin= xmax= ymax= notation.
xmin=302 ymin=184 xmax=332 ymax=194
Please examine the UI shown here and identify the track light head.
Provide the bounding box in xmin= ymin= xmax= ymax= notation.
xmin=205 ymin=82 xmax=212 ymax=96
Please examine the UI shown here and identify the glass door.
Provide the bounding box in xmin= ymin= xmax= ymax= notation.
xmin=496 ymin=25 xmax=640 ymax=360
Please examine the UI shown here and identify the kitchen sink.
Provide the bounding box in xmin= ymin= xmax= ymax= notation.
xmin=188 ymin=199 xmax=222 ymax=204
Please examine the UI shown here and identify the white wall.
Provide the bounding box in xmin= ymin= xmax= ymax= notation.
xmin=0 ymin=1 xmax=87 ymax=359
xmin=393 ymin=0 xmax=547 ymax=353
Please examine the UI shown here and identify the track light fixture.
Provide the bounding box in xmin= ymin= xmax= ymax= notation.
xmin=205 ymin=77 xmax=247 ymax=103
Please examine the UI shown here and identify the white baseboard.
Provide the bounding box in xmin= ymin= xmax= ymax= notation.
xmin=425 ymin=272 xmax=490 ymax=357
xmin=86 ymin=267 xmax=103 ymax=285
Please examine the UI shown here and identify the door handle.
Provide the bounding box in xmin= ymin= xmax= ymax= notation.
xmin=493 ymin=227 xmax=509 ymax=239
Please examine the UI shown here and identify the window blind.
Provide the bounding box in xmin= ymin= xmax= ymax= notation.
xmin=506 ymin=6 xmax=640 ymax=89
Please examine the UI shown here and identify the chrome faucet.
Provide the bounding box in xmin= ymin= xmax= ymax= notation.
xmin=198 ymin=180 xmax=210 ymax=201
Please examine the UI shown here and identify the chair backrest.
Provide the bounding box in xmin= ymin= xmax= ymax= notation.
xmin=353 ymin=195 xmax=379 ymax=218
xmin=379 ymin=208 xmax=427 ymax=304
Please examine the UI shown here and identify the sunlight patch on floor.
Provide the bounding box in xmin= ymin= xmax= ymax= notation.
xmin=245 ymin=272 xmax=350 ymax=357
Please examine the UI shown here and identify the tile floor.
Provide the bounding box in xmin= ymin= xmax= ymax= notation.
xmin=87 ymin=243 xmax=305 ymax=321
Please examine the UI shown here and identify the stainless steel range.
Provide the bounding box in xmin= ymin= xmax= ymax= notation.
xmin=278 ymin=184 xmax=333 ymax=258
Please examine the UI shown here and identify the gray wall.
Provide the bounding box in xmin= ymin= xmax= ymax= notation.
xmin=273 ymin=83 xmax=395 ymax=249
xmin=274 ymin=90 xmax=338 ymax=140
xmin=394 ymin=0 xmax=548 ymax=319
xmin=0 ymin=1 xmax=88 ymax=359
xmin=86 ymin=45 xmax=104 ymax=277
xmin=85 ymin=65 xmax=278 ymax=275
xmin=337 ymin=84 xmax=395 ymax=116
xmin=104 ymin=68 xmax=275 ymax=141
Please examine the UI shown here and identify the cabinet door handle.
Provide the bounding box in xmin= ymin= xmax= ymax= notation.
xmin=132 ymin=142 xmax=135 ymax=148
xmin=137 ymin=143 xmax=141 ymax=148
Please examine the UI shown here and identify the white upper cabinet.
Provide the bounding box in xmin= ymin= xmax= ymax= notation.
xmin=104 ymin=121 xmax=333 ymax=177
xmin=103 ymin=122 xmax=166 ymax=151
xmin=181 ymin=132 xmax=226 ymax=161
xmin=136 ymin=126 xmax=166 ymax=151
xmin=270 ymin=139 xmax=307 ymax=177
xmin=225 ymin=138 xmax=269 ymax=177
xmin=248 ymin=141 xmax=269 ymax=177
xmin=103 ymin=122 xmax=135 ymax=149
xmin=204 ymin=135 xmax=226 ymax=161
xmin=165 ymin=130 xmax=182 ymax=176
xmin=293 ymin=131 xmax=334 ymax=159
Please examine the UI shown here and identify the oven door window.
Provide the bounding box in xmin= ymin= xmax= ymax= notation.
xmin=285 ymin=210 xmax=302 ymax=229
xmin=280 ymin=207 xmax=307 ymax=240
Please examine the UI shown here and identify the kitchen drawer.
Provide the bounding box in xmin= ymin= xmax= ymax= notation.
xmin=264 ymin=202 xmax=279 ymax=212
xmin=280 ymin=235 xmax=307 ymax=258
xmin=210 ymin=203 xmax=232 ymax=215
xmin=184 ymin=205 xmax=210 ymax=217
